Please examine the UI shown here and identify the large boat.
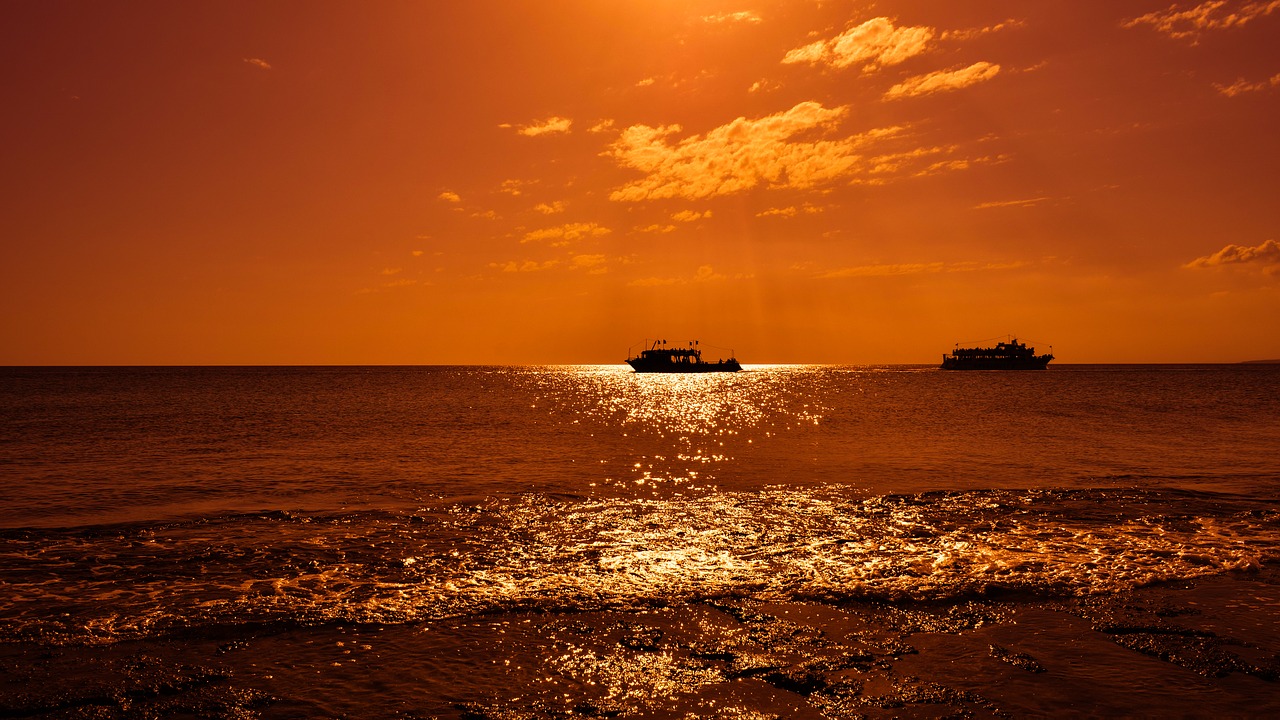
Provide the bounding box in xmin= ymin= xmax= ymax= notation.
xmin=941 ymin=338 xmax=1053 ymax=370
xmin=627 ymin=340 xmax=742 ymax=373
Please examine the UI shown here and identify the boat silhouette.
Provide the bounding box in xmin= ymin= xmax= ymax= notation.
xmin=941 ymin=338 xmax=1053 ymax=370
xmin=627 ymin=340 xmax=742 ymax=373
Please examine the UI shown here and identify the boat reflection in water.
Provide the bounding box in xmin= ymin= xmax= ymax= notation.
xmin=626 ymin=339 xmax=741 ymax=373
xmin=942 ymin=337 xmax=1053 ymax=370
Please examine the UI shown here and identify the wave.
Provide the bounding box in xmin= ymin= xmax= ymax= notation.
xmin=2 ymin=487 xmax=1278 ymax=646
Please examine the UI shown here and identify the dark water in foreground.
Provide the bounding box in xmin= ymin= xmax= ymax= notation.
xmin=2 ymin=365 xmax=1279 ymax=717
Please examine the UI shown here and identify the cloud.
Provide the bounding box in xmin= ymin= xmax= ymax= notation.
xmin=941 ymin=19 xmax=1026 ymax=41
xmin=884 ymin=62 xmax=1001 ymax=99
xmin=570 ymin=254 xmax=608 ymax=273
xmin=1215 ymin=73 xmax=1280 ymax=96
xmin=637 ymin=224 xmax=678 ymax=234
xmin=533 ymin=201 xmax=566 ymax=214
xmin=381 ymin=267 xmax=402 ymax=276
xmin=818 ymin=260 xmax=1027 ymax=278
xmin=510 ymin=116 xmax=573 ymax=137
xmin=438 ymin=191 xmax=461 ymax=203
xmin=1184 ymin=239 xmax=1280 ymax=272
xmin=848 ymin=142 xmax=1001 ymax=184
xmin=589 ymin=119 xmax=616 ymax=134
xmin=672 ymin=210 xmax=711 ymax=222
xmin=782 ymin=17 xmax=934 ymax=72
xmin=500 ymin=179 xmax=526 ymax=196
xmin=243 ymin=57 xmax=272 ymax=70
xmin=522 ymin=222 xmax=611 ymax=245
xmin=1124 ymin=1 xmax=1280 ymax=41
xmin=355 ymin=278 xmax=419 ymax=294
xmin=703 ymin=11 xmax=762 ymax=25
xmin=491 ymin=259 xmax=561 ymax=273
xmin=757 ymin=204 xmax=824 ymax=217
xmin=973 ymin=196 xmax=1050 ymax=210
xmin=629 ymin=264 xmax=742 ymax=287
xmin=607 ymin=102 xmax=882 ymax=201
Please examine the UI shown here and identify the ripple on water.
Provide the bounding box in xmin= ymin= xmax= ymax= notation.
xmin=2 ymin=487 xmax=1277 ymax=644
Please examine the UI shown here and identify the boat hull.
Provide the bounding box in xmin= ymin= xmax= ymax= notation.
xmin=627 ymin=358 xmax=742 ymax=373
xmin=941 ymin=356 xmax=1051 ymax=370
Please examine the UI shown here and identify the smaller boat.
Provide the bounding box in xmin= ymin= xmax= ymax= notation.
xmin=941 ymin=338 xmax=1053 ymax=370
xmin=627 ymin=340 xmax=741 ymax=373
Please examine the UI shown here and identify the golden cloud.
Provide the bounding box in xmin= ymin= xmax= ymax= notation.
xmin=570 ymin=254 xmax=608 ymax=273
xmin=973 ymin=196 xmax=1050 ymax=210
xmin=1185 ymin=239 xmax=1280 ymax=271
xmin=819 ymin=260 xmax=1026 ymax=278
xmin=1124 ymin=0 xmax=1280 ymax=41
xmin=757 ymin=204 xmax=823 ymax=217
xmin=522 ymin=222 xmax=611 ymax=245
xmin=884 ymin=62 xmax=1001 ymax=99
xmin=636 ymin=224 xmax=678 ymax=234
xmin=1216 ymin=73 xmax=1280 ymax=96
xmin=438 ymin=191 xmax=461 ymax=203
xmin=671 ymin=210 xmax=711 ymax=222
xmin=941 ymin=20 xmax=1026 ymax=42
xmin=782 ymin=17 xmax=934 ymax=71
xmin=606 ymin=102 xmax=876 ymax=201
xmin=491 ymin=259 xmax=561 ymax=273
xmin=243 ymin=57 xmax=272 ymax=70
xmin=513 ymin=116 xmax=573 ymax=137
xmin=703 ymin=11 xmax=762 ymax=25
xmin=628 ymin=264 xmax=735 ymax=287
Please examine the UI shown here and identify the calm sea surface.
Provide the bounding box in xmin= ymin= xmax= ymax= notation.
xmin=2 ymin=365 xmax=1279 ymax=716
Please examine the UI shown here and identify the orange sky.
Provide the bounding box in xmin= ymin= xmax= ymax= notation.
xmin=3 ymin=1 xmax=1279 ymax=364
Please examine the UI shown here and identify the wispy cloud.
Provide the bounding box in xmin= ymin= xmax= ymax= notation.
xmin=438 ymin=191 xmax=461 ymax=203
xmin=757 ymin=204 xmax=824 ymax=218
xmin=782 ymin=17 xmax=933 ymax=72
xmin=505 ymin=116 xmax=573 ymax=137
xmin=818 ymin=260 xmax=1027 ymax=278
xmin=356 ymin=277 xmax=419 ymax=294
xmin=629 ymin=264 xmax=749 ymax=287
xmin=974 ymin=196 xmax=1050 ymax=210
xmin=941 ymin=19 xmax=1025 ymax=41
xmin=703 ymin=11 xmax=762 ymax=25
xmin=533 ymin=201 xmax=566 ymax=214
xmin=522 ymin=222 xmax=611 ymax=246
xmin=884 ymin=62 xmax=1001 ymax=99
xmin=499 ymin=180 xmax=526 ymax=196
xmin=569 ymin=254 xmax=608 ymax=273
xmin=243 ymin=57 xmax=272 ymax=70
xmin=607 ymin=102 xmax=873 ymax=201
xmin=1215 ymin=73 xmax=1280 ymax=96
xmin=1124 ymin=1 xmax=1280 ymax=42
xmin=1184 ymin=239 xmax=1280 ymax=272
xmin=636 ymin=224 xmax=678 ymax=234
xmin=491 ymin=259 xmax=561 ymax=273
xmin=672 ymin=210 xmax=711 ymax=222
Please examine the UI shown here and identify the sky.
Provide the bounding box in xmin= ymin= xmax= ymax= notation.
xmin=2 ymin=0 xmax=1279 ymax=364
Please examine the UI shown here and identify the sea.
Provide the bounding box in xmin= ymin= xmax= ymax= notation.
xmin=2 ymin=364 xmax=1279 ymax=718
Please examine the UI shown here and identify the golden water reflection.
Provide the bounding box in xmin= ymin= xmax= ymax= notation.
xmin=527 ymin=365 xmax=832 ymax=493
